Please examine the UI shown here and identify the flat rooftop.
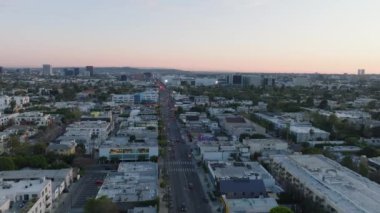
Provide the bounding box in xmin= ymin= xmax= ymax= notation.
xmin=209 ymin=161 xmax=272 ymax=180
xmin=225 ymin=117 xmax=246 ymax=123
xmin=369 ymin=157 xmax=380 ymax=166
xmin=100 ymin=137 xmax=157 ymax=148
xmin=97 ymin=162 xmax=158 ymax=202
xmin=0 ymin=179 xmax=50 ymax=196
xmin=289 ymin=125 xmax=329 ymax=134
xmin=0 ymin=168 xmax=72 ymax=181
xmin=272 ymin=155 xmax=380 ymax=213
xmin=67 ymin=121 xmax=110 ymax=128
xmin=208 ymin=161 xmax=280 ymax=193
xmin=224 ymin=197 xmax=278 ymax=213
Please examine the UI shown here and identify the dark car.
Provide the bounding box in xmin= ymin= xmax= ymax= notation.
xmin=202 ymin=197 xmax=209 ymax=203
xmin=179 ymin=203 xmax=187 ymax=212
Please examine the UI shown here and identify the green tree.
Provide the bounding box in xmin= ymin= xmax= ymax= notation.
xmin=84 ymin=196 xmax=118 ymax=213
xmin=32 ymin=143 xmax=47 ymax=155
xmin=359 ymin=162 xmax=369 ymax=177
xmin=304 ymin=97 xmax=314 ymax=107
xmin=270 ymin=206 xmax=293 ymax=213
xmin=358 ymin=147 xmax=379 ymax=158
xmin=9 ymin=100 xmax=16 ymax=111
xmin=0 ymin=157 xmax=16 ymax=170
xmin=341 ymin=156 xmax=355 ymax=170
xmin=318 ymin=99 xmax=329 ymax=110
xmin=99 ymin=156 xmax=108 ymax=164
xmin=150 ymin=156 xmax=158 ymax=162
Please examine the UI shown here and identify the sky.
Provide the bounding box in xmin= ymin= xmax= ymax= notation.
xmin=0 ymin=0 xmax=380 ymax=74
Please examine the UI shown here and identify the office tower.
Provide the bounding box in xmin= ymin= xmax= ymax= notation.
xmin=226 ymin=74 xmax=243 ymax=85
xmin=74 ymin=68 xmax=80 ymax=76
xmin=358 ymin=69 xmax=365 ymax=75
xmin=42 ymin=64 xmax=52 ymax=76
xmin=120 ymin=74 xmax=127 ymax=81
xmin=86 ymin=66 xmax=94 ymax=77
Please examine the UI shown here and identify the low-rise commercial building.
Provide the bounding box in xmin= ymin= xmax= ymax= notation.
xmin=112 ymin=89 xmax=159 ymax=104
xmin=207 ymin=161 xmax=280 ymax=193
xmin=289 ymin=124 xmax=330 ymax=143
xmin=97 ymin=162 xmax=158 ymax=203
xmin=243 ymin=139 xmax=288 ymax=154
xmin=218 ymin=115 xmax=266 ymax=138
xmin=221 ymin=195 xmax=278 ymax=213
xmin=99 ymin=137 xmax=158 ymax=161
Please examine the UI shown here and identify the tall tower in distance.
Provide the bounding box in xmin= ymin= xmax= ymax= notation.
xmin=86 ymin=66 xmax=94 ymax=77
xmin=357 ymin=69 xmax=365 ymax=75
xmin=42 ymin=64 xmax=52 ymax=76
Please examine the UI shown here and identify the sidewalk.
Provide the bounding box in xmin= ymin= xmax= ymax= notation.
xmin=158 ymin=158 xmax=170 ymax=213
xmin=193 ymin=153 xmax=222 ymax=212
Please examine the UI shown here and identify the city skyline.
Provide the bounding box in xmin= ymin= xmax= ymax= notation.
xmin=1 ymin=0 xmax=380 ymax=74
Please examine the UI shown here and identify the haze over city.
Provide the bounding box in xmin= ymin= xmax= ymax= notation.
xmin=2 ymin=1 xmax=380 ymax=213
xmin=1 ymin=0 xmax=380 ymax=74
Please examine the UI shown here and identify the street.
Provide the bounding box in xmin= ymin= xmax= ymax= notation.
xmin=159 ymin=85 xmax=212 ymax=213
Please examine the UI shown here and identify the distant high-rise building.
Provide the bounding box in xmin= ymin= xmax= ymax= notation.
xmin=64 ymin=68 xmax=74 ymax=76
xmin=74 ymin=68 xmax=80 ymax=76
xmin=0 ymin=66 xmax=3 ymax=74
xmin=120 ymin=75 xmax=127 ymax=81
xmin=226 ymin=74 xmax=243 ymax=85
xmin=86 ymin=66 xmax=94 ymax=77
xmin=358 ymin=69 xmax=365 ymax=75
xmin=42 ymin=64 xmax=52 ymax=76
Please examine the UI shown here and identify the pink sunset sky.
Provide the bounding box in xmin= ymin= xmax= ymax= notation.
xmin=1 ymin=0 xmax=380 ymax=74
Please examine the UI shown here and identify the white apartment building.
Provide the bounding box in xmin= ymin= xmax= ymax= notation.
xmin=0 ymin=178 xmax=53 ymax=213
xmin=66 ymin=121 xmax=111 ymax=141
xmin=0 ymin=113 xmax=17 ymax=126
xmin=112 ymin=89 xmax=159 ymax=105
xmin=0 ymin=96 xmax=11 ymax=110
xmin=13 ymin=96 xmax=30 ymax=106
xmin=15 ymin=112 xmax=51 ymax=126
xmin=270 ymin=155 xmax=380 ymax=213
xmin=289 ymin=124 xmax=330 ymax=143
xmin=140 ymin=89 xmax=159 ymax=103
xmin=112 ymin=94 xmax=135 ymax=104
xmin=0 ymin=168 xmax=74 ymax=202
xmin=194 ymin=96 xmax=209 ymax=105
xmin=0 ymin=132 xmax=11 ymax=154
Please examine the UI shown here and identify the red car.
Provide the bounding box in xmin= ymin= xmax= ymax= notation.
xmin=95 ymin=180 xmax=103 ymax=185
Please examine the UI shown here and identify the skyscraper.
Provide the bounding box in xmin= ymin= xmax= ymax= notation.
xmin=74 ymin=68 xmax=80 ymax=76
xmin=42 ymin=64 xmax=52 ymax=76
xmin=358 ymin=69 xmax=365 ymax=75
xmin=86 ymin=66 xmax=94 ymax=77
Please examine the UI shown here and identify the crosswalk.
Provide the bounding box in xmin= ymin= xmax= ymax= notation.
xmin=159 ymin=161 xmax=193 ymax=166
xmin=159 ymin=161 xmax=197 ymax=173
xmin=167 ymin=168 xmax=196 ymax=173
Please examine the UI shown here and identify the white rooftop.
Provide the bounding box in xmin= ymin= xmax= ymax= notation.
xmin=97 ymin=162 xmax=158 ymax=202
xmin=0 ymin=179 xmax=50 ymax=196
xmin=223 ymin=196 xmax=278 ymax=213
xmin=272 ymin=155 xmax=380 ymax=213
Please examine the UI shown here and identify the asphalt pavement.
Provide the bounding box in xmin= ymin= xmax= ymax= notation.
xmin=159 ymin=86 xmax=212 ymax=213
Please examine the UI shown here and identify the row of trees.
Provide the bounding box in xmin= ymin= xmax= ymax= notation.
xmin=0 ymin=136 xmax=74 ymax=170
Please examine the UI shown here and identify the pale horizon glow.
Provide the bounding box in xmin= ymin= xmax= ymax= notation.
xmin=1 ymin=0 xmax=380 ymax=74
